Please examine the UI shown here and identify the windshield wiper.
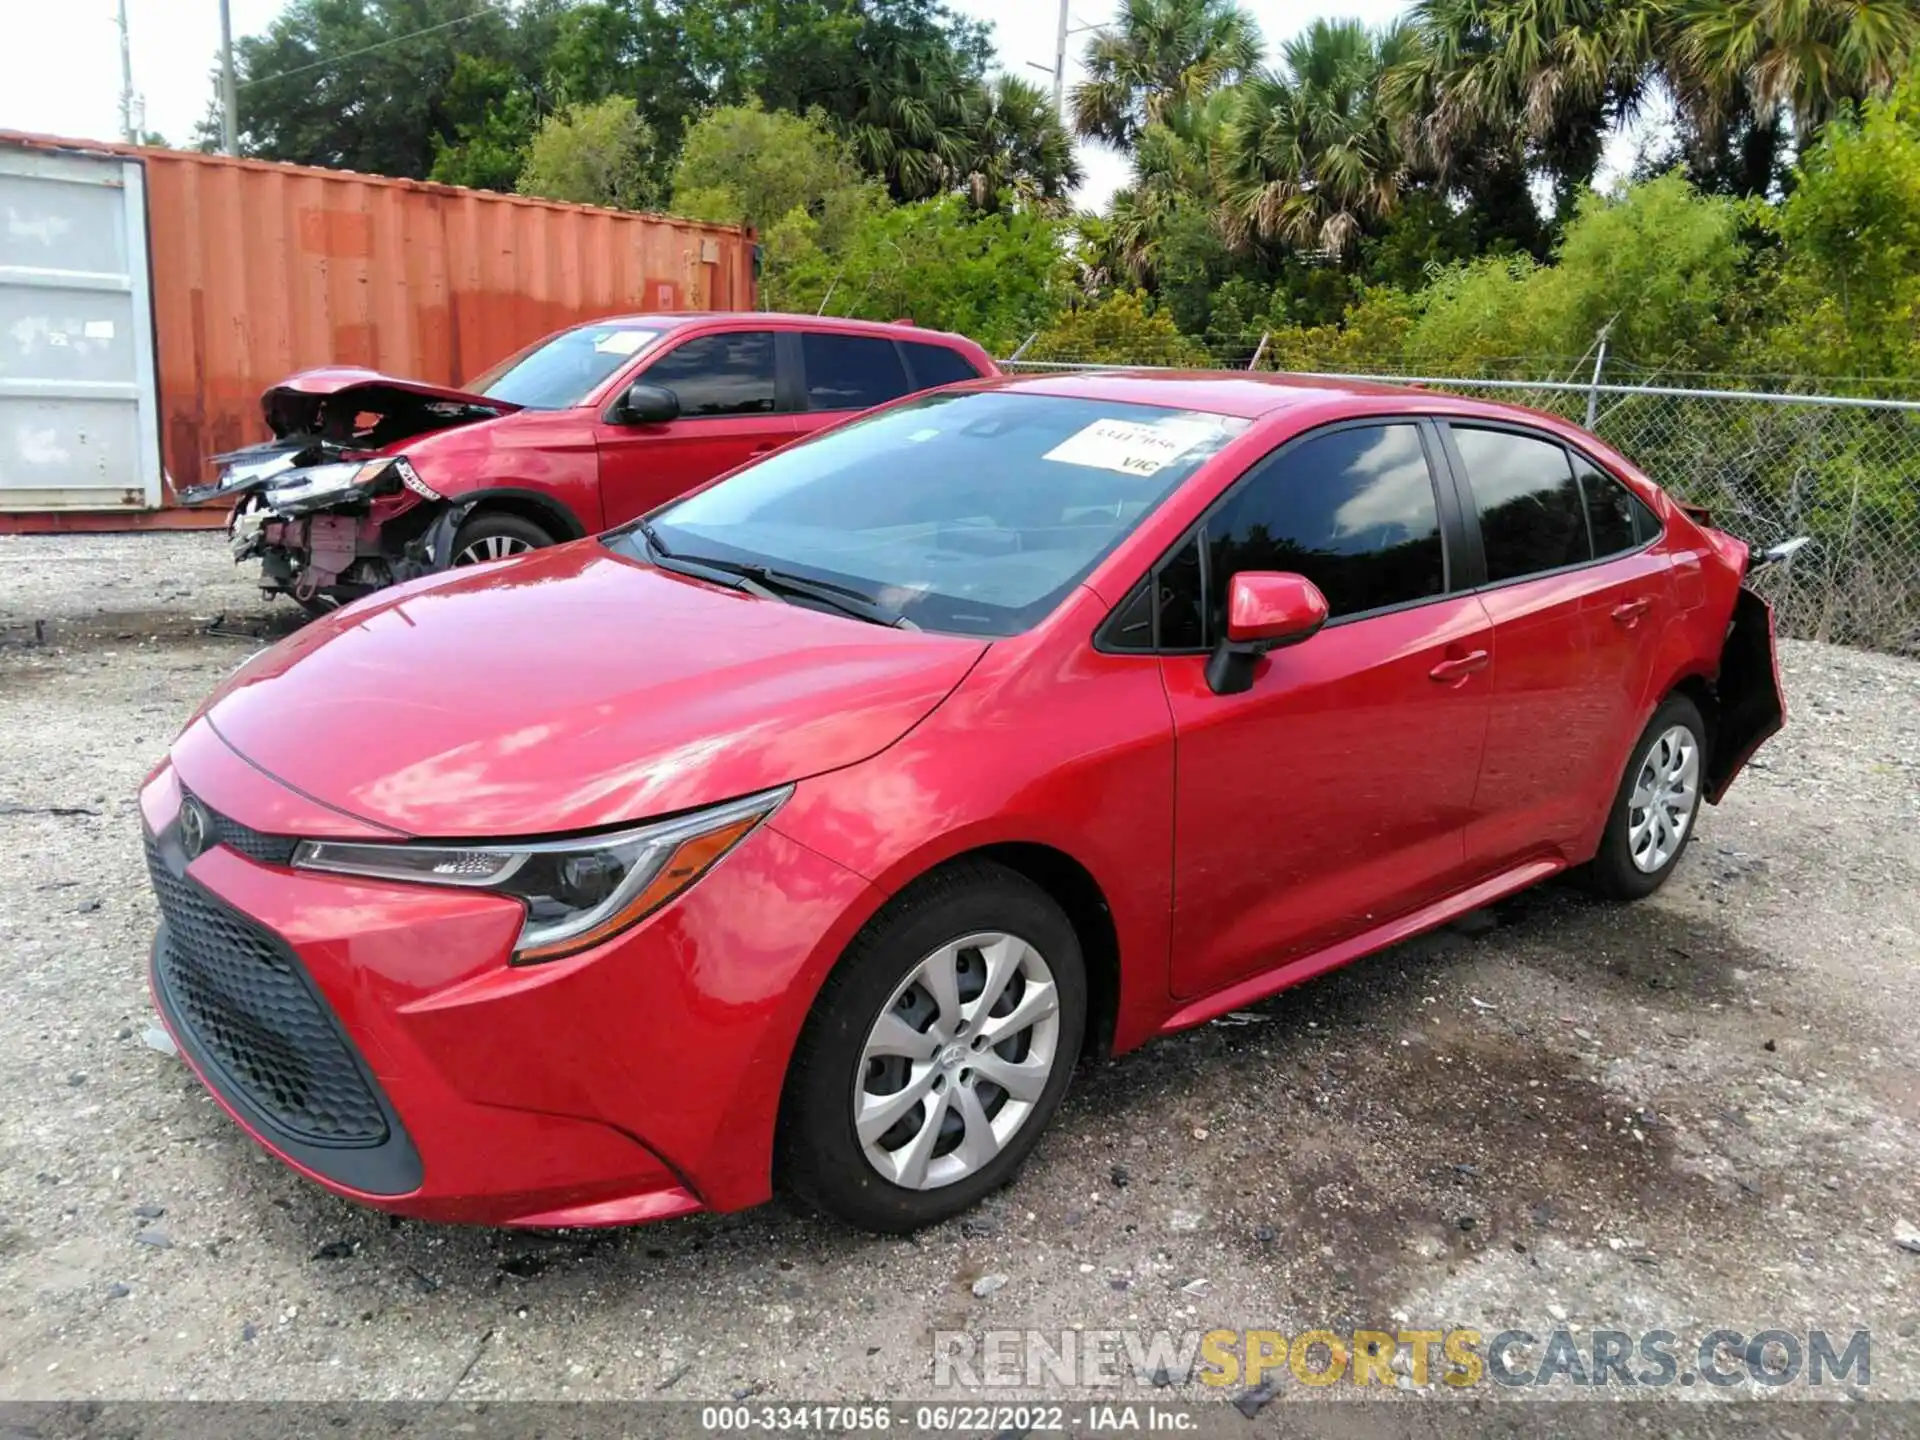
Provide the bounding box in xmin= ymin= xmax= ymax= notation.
xmin=677 ymin=553 xmax=914 ymax=630
xmin=634 ymin=523 xmax=781 ymax=602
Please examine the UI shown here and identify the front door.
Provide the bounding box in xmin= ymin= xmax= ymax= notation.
xmin=1163 ymin=421 xmax=1493 ymax=1000
xmin=594 ymin=328 xmax=798 ymax=525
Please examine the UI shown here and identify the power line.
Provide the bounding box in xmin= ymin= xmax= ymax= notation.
xmin=236 ymin=8 xmax=488 ymax=90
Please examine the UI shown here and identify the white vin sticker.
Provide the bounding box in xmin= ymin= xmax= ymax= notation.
xmin=1043 ymin=418 xmax=1213 ymax=476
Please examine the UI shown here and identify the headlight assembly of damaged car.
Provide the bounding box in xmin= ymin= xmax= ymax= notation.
xmin=290 ymin=787 xmax=790 ymax=963
xmin=263 ymin=455 xmax=437 ymax=508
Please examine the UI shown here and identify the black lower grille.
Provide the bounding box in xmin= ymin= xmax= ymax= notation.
xmin=145 ymin=833 xmax=387 ymax=1148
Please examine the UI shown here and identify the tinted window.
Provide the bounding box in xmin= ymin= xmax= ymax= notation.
xmin=643 ymin=393 xmax=1246 ymax=636
xmin=902 ymin=342 xmax=984 ymax=388
xmin=641 ymin=331 xmax=778 ymax=416
xmin=803 ymin=333 xmax=912 ymax=411
xmin=1203 ymin=424 xmax=1445 ymax=629
xmin=1157 ymin=535 xmax=1206 ymax=649
xmin=1575 ymin=452 xmax=1657 ymax=557
xmin=472 ymin=324 xmax=664 ymax=408
xmin=1453 ymin=427 xmax=1589 ymax=581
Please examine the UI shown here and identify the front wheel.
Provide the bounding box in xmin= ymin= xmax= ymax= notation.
xmin=449 ymin=511 xmax=552 ymax=567
xmin=779 ymin=862 xmax=1086 ymax=1233
xmin=1581 ymin=694 xmax=1708 ymax=900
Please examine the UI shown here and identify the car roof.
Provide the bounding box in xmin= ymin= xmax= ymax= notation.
xmin=963 ymin=369 xmax=1437 ymax=420
xmin=569 ymin=312 xmax=980 ymax=344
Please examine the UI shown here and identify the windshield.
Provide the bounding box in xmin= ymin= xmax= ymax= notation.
xmin=472 ymin=324 xmax=664 ymax=408
xmin=627 ymin=391 xmax=1247 ymax=636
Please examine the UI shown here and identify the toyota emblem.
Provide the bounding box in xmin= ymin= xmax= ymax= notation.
xmin=178 ymin=798 xmax=210 ymax=860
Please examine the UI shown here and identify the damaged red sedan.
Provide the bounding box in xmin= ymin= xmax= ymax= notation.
xmin=141 ymin=373 xmax=1785 ymax=1232
xmin=183 ymin=312 xmax=994 ymax=611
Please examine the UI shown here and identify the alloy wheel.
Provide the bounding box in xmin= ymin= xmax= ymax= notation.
xmin=453 ymin=534 xmax=534 ymax=565
xmin=1627 ymin=724 xmax=1700 ymax=873
xmin=854 ymin=932 xmax=1061 ymax=1191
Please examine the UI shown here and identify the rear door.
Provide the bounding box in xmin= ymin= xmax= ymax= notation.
xmin=593 ymin=327 xmax=799 ymax=524
xmin=1444 ymin=424 xmax=1673 ymax=870
xmin=1161 ymin=420 xmax=1494 ymax=999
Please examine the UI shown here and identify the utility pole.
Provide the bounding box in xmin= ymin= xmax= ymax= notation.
xmin=1051 ymin=0 xmax=1070 ymax=119
xmin=116 ymin=0 xmax=136 ymax=143
xmin=218 ymin=0 xmax=240 ymax=155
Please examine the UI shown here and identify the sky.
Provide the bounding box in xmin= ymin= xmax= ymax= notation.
xmin=0 ymin=0 xmax=1416 ymax=208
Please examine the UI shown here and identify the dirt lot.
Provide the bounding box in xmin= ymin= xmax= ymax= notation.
xmin=1 ymin=531 xmax=1917 ymax=1408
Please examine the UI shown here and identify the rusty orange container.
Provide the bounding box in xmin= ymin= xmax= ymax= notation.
xmin=0 ymin=133 xmax=754 ymax=528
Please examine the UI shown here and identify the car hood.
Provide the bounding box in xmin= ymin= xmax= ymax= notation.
xmin=261 ymin=368 xmax=520 ymax=439
xmin=201 ymin=544 xmax=988 ymax=837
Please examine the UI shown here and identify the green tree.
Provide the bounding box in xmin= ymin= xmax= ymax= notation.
xmin=1029 ymin=290 xmax=1209 ymax=365
xmin=428 ymin=53 xmax=539 ymax=191
xmin=765 ymin=196 xmax=1066 ymax=353
xmin=958 ymin=74 xmax=1083 ymax=211
xmin=222 ymin=0 xmax=530 ymax=178
xmin=516 ymin=96 xmax=658 ymax=210
xmin=1767 ymin=70 xmax=1920 ymax=382
xmin=1071 ymin=0 xmax=1262 ymax=150
xmin=671 ymin=101 xmax=877 ymax=244
xmin=1219 ymin=18 xmax=1421 ymax=255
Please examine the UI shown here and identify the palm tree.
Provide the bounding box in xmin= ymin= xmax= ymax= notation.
xmin=1665 ymin=0 xmax=1919 ymax=190
xmin=1217 ymin=18 xmax=1418 ymax=255
xmin=1387 ymin=0 xmax=1655 ymax=210
xmin=1071 ymin=0 xmax=1262 ymax=150
xmin=842 ymin=31 xmax=977 ymax=201
xmin=959 ymin=74 xmax=1084 ymax=210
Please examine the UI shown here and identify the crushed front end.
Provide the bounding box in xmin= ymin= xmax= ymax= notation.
xmin=181 ymin=371 xmax=517 ymax=611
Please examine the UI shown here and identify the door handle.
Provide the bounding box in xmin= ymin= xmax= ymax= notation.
xmin=1611 ymin=597 xmax=1653 ymax=625
xmin=1429 ymin=650 xmax=1490 ymax=684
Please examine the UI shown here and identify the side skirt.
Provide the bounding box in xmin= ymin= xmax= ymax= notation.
xmin=1157 ymin=857 xmax=1564 ymax=1035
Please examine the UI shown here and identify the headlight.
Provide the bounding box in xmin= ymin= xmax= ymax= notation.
xmin=291 ymin=787 xmax=789 ymax=963
xmin=264 ymin=458 xmax=395 ymax=505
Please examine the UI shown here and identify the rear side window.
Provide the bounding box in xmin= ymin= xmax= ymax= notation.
xmin=902 ymin=341 xmax=985 ymax=389
xmin=1573 ymin=451 xmax=1662 ymax=555
xmin=1205 ymin=423 xmax=1446 ymax=629
xmin=641 ymin=331 xmax=778 ymax=415
xmin=802 ymin=333 xmax=912 ymax=411
xmin=1452 ymin=427 xmax=1589 ymax=581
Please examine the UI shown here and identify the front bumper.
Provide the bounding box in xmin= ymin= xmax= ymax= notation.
xmin=139 ymin=741 xmax=878 ymax=1226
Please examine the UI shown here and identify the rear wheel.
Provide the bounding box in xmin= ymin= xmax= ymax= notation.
xmin=450 ymin=511 xmax=552 ymax=567
xmin=779 ymin=862 xmax=1085 ymax=1233
xmin=1582 ymin=694 xmax=1708 ymax=900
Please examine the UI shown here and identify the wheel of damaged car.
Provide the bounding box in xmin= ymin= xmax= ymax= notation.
xmin=778 ymin=861 xmax=1086 ymax=1233
xmin=1582 ymin=694 xmax=1708 ymax=901
xmin=450 ymin=512 xmax=553 ymax=567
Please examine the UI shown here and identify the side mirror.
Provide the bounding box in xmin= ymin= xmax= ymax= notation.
xmin=619 ymin=382 xmax=680 ymax=425
xmin=1205 ymin=572 xmax=1329 ymax=696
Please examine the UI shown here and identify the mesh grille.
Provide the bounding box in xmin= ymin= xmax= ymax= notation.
xmin=193 ymin=794 xmax=298 ymax=866
xmin=146 ymin=833 xmax=388 ymax=1147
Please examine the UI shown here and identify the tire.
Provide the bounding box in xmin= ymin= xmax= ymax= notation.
xmin=1580 ymin=694 xmax=1708 ymax=901
xmin=778 ymin=861 xmax=1086 ymax=1234
xmin=449 ymin=511 xmax=552 ymax=567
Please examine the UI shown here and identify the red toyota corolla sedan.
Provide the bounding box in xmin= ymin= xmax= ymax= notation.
xmin=140 ymin=372 xmax=1785 ymax=1233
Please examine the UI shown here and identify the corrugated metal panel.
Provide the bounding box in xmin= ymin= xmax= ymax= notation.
xmin=0 ymin=133 xmax=755 ymax=516
xmin=0 ymin=145 xmax=163 ymax=510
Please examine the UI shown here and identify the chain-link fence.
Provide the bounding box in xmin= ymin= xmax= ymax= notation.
xmin=1001 ymin=342 xmax=1920 ymax=655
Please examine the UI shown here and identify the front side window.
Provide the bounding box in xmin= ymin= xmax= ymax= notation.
xmin=634 ymin=392 xmax=1247 ymax=636
xmin=473 ymin=324 xmax=664 ymax=408
xmin=1204 ymin=424 xmax=1446 ymax=633
xmin=1452 ymin=426 xmax=1590 ymax=581
xmin=803 ymin=333 xmax=912 ymax=411
xmin=639 ymin=331 xmax=779 ymax=416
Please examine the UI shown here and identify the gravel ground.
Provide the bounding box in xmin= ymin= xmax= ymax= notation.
xmin=1 ymin=531 xmax=1918 ymax=1408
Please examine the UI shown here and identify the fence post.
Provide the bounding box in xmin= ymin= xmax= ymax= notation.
xmin=1585 ymin=328 xmax=1610 ymax=430
xmin=1008 ymin=332 xmax=1038 ymax=363
xmin=1248 ymin=332 xmax=1270 ymax=372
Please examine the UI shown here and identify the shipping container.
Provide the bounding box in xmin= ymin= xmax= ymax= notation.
xmin=0 ymin=133 xmax=755 ymax=529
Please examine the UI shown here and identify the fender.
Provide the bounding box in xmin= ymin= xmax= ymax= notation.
xmin=417 ymin=487 xmax=590 ymax=570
